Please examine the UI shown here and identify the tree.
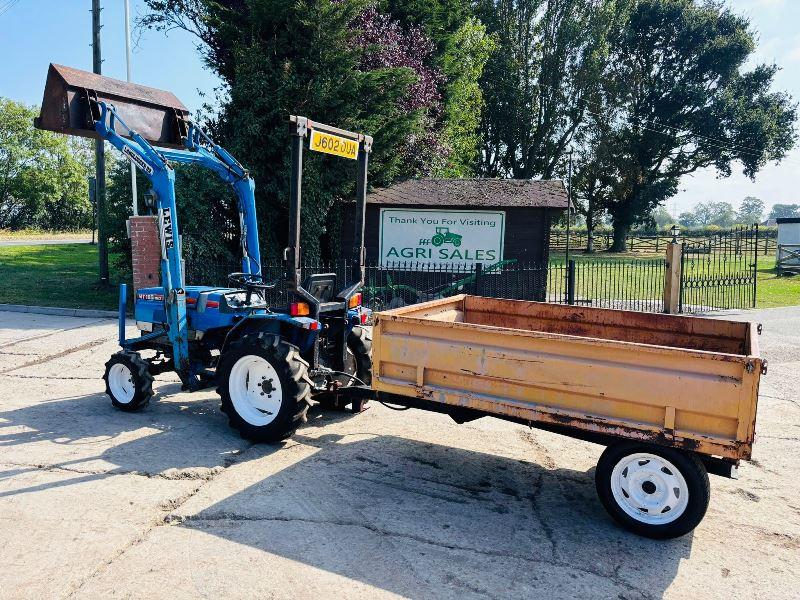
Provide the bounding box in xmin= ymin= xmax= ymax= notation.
xmin=678 ymin=211 xmax=699 ymax=228
xmin=476 ymin=0 xmax=616 ymax=179
xmin=143 ymin=0 xmax=448 ymax=261
xmin=652 ymin=206 xmax=674 ymax=228
xmin=768 ymin=203 xmax=800 ymax=220
xmin=0 ymin=98 xmax=93 ymax=230
xmin=436 ymin=17 xmax=495 ymax=176
xmin=594 ymin=0 xmax=796 ymax=250
xmin=695 ymin=201 xmax=736 ymax=227
xmin=384 ymin=2 xmax=496 ymax=176
xmin=737 ymin=196 xmax=764 ymax=224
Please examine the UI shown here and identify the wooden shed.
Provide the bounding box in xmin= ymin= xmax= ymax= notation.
xmin=340 ymin=178 xmax=568 ymax=266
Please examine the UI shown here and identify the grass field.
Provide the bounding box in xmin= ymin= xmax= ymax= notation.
xmin=0 ymin=228 xmax=92 ymax=241
xmin=0 ymin=244 xmax=122 ymax=311
xmin=0 ymin=244 xmax=796 ymax=312
xmin=550 ymin=251 xmax=799 ymax=309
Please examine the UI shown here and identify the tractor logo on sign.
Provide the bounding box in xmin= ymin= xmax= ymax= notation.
xmin=428 ymin=227 xmax=462 ymax=248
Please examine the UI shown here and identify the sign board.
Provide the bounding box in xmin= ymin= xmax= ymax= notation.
xmin=379 ymin=208 xmax=505 ymax=270
xmin=309 ymin=129 xmax=359 ymax=160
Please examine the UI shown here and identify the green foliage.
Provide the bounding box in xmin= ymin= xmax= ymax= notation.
xmin=383 ymin=0 xmax=471 ymax=49
xmin=585 ymin=0 xmax=796 ymax=250
xmin=652 ymin=206 xmax=675 ymax=228
xmin=143 ymin=0 xmax=451 ymax=261
xmin=436 ymin=17 xmax=495 ymax=176
xmin=769 ymin=203 xmax=800 ymax=220
xmin=0 ymin=98 xmax=93 ymax=231
xmin=738 ymin=196 xmax=765 ymax=224
xmin=698 ymin=202 xmax=736 ymax=227
xmin=139 ymin=0 xmax=796 ymax=262
xmin=476 ymin=0 xmax=617 ymax=179
xmin=105 ymin=159 xmax=238 ymax=276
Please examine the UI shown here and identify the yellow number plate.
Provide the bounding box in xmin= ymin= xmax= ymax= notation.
xmin=309 ymin=130 xmax=359 ymax=160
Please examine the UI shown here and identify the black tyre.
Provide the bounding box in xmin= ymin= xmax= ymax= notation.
xmin=217 ymin=333 xmax=312 ymax=443
xmin=595 ymin=442 xmax=710 ymax=539
xmin=103 ymin=351 xmax=154 ymax=412
xmin=346 ymin=326 xmax=373 ymax=386
xmin=317 ymin=326 xmax=373 ymax=410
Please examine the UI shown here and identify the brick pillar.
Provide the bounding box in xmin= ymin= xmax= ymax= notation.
xmin=129 ymin=216 xmax=161 ymax=292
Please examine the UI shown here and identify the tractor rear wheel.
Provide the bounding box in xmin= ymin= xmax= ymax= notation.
xmin=346 ymin=326 xmax=372 ymax=386
xmin=217 ymin=333 xmax=312 ymax=443
xmin=103 ymin=351 xmax=154 ymax=412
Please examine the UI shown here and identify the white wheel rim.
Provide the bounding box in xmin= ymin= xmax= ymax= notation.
xmin=109 ymin=363 xmax=135 ymax=404
xmin=610 ymin=452 xmax=689 ymax=525
xmin=229 ymin=355 xmax=283 ymax=426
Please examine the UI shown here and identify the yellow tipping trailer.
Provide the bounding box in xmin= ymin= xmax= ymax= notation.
xmin=371 ymin=295 xmax=765 ymax=538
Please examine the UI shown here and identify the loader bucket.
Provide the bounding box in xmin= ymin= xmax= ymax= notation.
xmin=34 ymin=63 xmax=189 ymax=148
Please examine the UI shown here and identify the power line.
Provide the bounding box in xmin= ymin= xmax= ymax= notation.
xmin=0 ymin=0 xmax=22 ymax=17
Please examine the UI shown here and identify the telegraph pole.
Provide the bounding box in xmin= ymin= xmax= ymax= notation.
xmin=124 ymin=0 xmax=138 ymax=216
xmin=92 ymin=0 xmax=109 ymax=283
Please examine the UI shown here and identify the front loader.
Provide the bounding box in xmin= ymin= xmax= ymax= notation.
xmin=35 ymin=64 xmax=373 ymax=442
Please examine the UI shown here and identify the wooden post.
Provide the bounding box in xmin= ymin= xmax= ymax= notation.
xmin=663 ymin=241 xmax=683 ymax=314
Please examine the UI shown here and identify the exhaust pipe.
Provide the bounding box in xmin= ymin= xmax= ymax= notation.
xmin=34 ymin=63 xmax=189 ymax=147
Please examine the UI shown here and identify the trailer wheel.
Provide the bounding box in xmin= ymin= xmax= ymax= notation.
xmin=595 ymin=442 xmax=710 ymax=539
xmin=103 ymin=351 xmax=154 ymax=412
xmin=217 ymin=333 xmax=311 ymax=443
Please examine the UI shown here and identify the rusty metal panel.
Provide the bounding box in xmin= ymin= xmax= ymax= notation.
xmin=34 ymin=64 xmax=189 ymax=147
xmin=373 ymin=295 xmax=762 ymax=460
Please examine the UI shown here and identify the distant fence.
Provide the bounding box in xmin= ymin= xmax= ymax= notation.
xmin=185 ymin=257 xmax=668 ymax=313
xmin=183 ymin=226 xmax=759 ymax=315
xmin=551 ymin=228 xmax=776 ymax=255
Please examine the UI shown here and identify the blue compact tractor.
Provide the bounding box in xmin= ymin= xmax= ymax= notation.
xmin=36 ymin=64 xmax=373 ymax=442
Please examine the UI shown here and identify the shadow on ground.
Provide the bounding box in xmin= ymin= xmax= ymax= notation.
xmin=0 ymin=389 xmax=691 ymax=598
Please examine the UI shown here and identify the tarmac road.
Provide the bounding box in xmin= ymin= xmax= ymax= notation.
xmin=0 ymin=307 xmax=798 ymax=599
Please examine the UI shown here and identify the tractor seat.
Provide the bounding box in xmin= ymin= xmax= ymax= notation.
xmin=302 ymin=273 xmax=337 ymax=302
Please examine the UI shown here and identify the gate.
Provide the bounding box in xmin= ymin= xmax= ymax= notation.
xmin=680 ymin=225 xmax=759 ymax=312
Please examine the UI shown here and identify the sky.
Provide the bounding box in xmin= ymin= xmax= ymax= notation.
xmin=0 ymin=0 xmax=798 ymax=218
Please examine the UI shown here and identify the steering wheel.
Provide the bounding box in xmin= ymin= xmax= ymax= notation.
xmin=227 ymin=272 xmax=277 ymax=304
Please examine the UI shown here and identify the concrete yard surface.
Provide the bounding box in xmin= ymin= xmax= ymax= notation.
xmin=0 ymin=307 xmax=798 ymax=599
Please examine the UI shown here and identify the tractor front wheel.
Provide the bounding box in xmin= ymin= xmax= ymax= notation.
xmin=103 ymin=351 xmax=154 ymax=412
xmin=217 ymin=333 xmax=312 ymax=443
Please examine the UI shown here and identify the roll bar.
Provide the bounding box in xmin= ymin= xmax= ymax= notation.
xmin=286 ymin=115 xmax=372 ymax=307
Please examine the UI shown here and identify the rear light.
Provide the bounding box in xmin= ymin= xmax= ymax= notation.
xmin=348 ymin=293 xmax=362 ymax=309
xmin=206 ymin=300 xmax=219 ymax=309
xmin=360 ymin=312 xmax=368 ymax=325
xmin=290 ymin=302 xmax=310 ymax=316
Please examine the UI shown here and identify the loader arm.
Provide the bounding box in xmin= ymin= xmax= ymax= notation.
xmin=92 ymin=100 xmax=192 ymax=383
xmin=157 ymin=124 xmax=262 ymax=276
